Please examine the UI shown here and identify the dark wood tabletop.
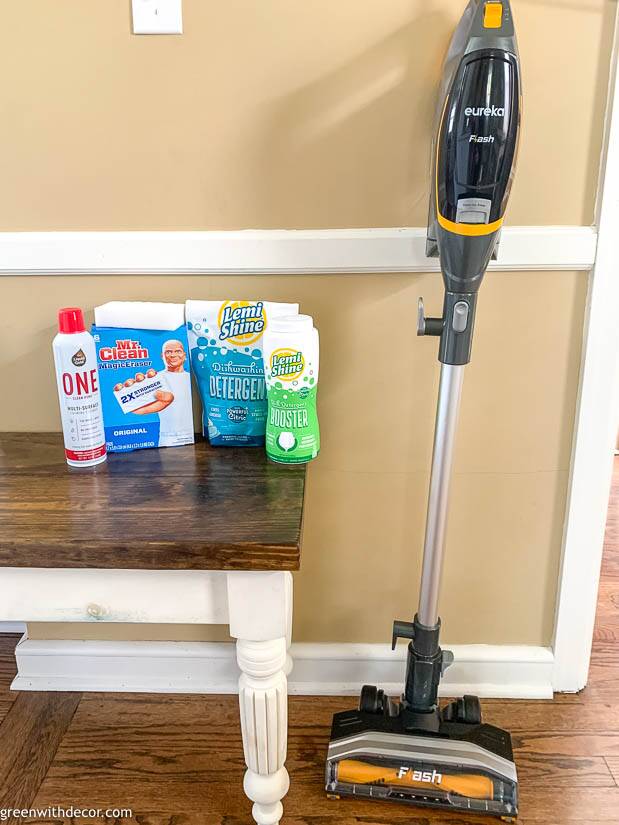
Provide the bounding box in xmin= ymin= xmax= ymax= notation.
xmin=0 ymin=433 xmax=305 ymax=571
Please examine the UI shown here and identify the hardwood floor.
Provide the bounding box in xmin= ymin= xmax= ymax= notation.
xmin=0 ymin=692 xmax=81 ymax=814
xmin=1 ymin=459 xmax=618 ymax=824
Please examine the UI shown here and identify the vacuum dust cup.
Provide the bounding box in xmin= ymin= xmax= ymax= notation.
xmin=326 ymin=0 xmax=521 ymax=818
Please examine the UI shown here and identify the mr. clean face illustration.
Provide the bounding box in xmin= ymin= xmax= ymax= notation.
xmin=163 ymin=340 xmax=186 ymax=372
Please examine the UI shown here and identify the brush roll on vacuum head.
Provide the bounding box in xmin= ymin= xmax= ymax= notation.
xmin=326 ymin=700 xmax=518 ymax=818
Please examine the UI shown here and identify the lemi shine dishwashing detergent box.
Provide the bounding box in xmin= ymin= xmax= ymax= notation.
xmin=186 ymin=300 xmax=298 ymax=446
xmin=92 ymin=324 xmax=194 ymax=452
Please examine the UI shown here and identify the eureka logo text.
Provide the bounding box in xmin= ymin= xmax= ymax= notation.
xmin=465 ymin=105 xmax=505 ymax=117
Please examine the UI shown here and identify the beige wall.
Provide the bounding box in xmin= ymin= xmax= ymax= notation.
xmin=0 ymin=0 xmax=614 ymax=230
xmin=0 ymin=0 xmax=611 ymax=646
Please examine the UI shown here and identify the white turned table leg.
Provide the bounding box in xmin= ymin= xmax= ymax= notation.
xmin=237 ymin=637 xmax=289 ymax=825
xmin=227 ymin=572 xmax=293 ymax=825
xmin=284 ymin=571 xmax=294 ymax=677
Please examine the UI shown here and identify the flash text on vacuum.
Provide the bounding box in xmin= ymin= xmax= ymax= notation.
xmin=397 ymin=767 xmax=443 ymax=784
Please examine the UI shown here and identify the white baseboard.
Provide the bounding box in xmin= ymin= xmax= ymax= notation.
xmin=0 ymin=226 xmax=596 ymax=275
xmin=0 ymin=622 xmax=26 ymax=634
xmin=12 ymin=638 xmax=554 ymax=699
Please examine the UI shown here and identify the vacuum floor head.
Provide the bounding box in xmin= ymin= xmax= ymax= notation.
xmin=326 ymin=707 xmax=518 ymax=819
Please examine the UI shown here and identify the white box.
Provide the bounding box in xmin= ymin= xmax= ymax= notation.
xmin=113 ymin=372 xmax=169 ymax=415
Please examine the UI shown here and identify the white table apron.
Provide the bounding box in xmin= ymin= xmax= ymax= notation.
xmin=0 ymin=568 xmax=294 ymax=825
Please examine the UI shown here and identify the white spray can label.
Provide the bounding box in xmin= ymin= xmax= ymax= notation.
xmin=53 ymin=308 xmax=107 ymax=468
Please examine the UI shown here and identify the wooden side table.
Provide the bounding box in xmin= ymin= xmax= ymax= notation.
xmin=0 ymin=434 xmax=306 ymax=825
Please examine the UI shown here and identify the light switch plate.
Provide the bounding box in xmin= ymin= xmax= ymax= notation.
xmin=132 ymin=0 xmax=183 ymax=34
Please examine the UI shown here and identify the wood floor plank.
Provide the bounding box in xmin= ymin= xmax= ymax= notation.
xmin=590 ymin=643 xmax=619 ymax=667
xmin=515 ymin=753 xmax=614 ymax=786
xmin=16 ymin=816 xmax=515 ymax=825
xmin=605 ymin=755 xmax=619 ymax=784
xmin=576 ymin=665 xmax=619 ymax=702
xmin=601 ymin=549 xmax=619 ymax=579
xmin=521 ymin=822 xmax=619 ymax=825
xmin=0 ymin=700 xmax=15 ymax=727
xmin=0 ymin=691 xmax=81 ymax=820
xmin=515 ymin=786 xmax=619 ymax=821
xmin=20 ymin=818 xmax=619 ymax=825
xmin=481 ymin=699 xmax=619 ymax=731
xmin=592 ymin=581 xmax=619 ymax=629
xmin=0 ymin=634 xmax=20 ymax=716
xmin=0 ymin=817 xmax=578 ymax=825
xmin=32 ymin=694 xmax=245 ymax=810
xmin=0 ymin=635 xmax=19 ymax=728
xmin=592 ymin=623 xmax=619 ymax=645
xmin=513 ymin=730 xmax=619 ymax=757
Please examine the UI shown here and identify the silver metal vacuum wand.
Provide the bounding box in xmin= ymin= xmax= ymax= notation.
xmin=417 ymin=364 xmax=464 ymax=627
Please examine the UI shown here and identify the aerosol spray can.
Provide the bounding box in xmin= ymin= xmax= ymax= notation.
xmin=53 ymin=307 xmax=107 ymax=468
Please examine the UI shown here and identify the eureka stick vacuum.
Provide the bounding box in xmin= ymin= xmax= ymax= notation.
xmin=326 ymin=0 xmax=522 ymax=818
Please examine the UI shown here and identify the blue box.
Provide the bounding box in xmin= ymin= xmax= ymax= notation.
xmin=92 ymin=324 xmax=194 ymax=452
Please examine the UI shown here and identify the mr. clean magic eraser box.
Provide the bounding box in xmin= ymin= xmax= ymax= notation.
xmin=92 ymin=302 xmax=194 ymax=452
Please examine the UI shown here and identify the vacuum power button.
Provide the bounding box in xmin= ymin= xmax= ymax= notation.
xmin=452 ymin=301 xmax=469 ymax=333
xmin=483 ymin=2 xmax=503 ymax=28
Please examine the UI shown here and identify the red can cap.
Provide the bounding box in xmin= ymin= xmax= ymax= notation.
xmin=58 ymin=307 xmax=86 ymax=334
